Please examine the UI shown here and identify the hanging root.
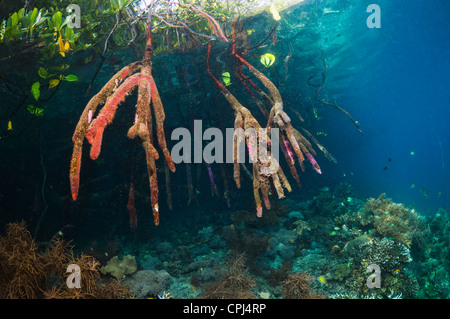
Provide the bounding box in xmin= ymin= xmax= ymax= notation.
xmin=207 ymin=42 xmax=291 ymax=217
xmin=70 ymin=22 xmax=174 ymax=226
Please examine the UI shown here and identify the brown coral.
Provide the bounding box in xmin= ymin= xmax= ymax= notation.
xmin=202 ymin=252 xmax=256 ymax=299
xmin=0 ymin=221 xmax=132 ymax=299
xmin=282 ymin=272 xmax=326 ymax=299
xmin=364 ymin=194 xmax=425 ymax=246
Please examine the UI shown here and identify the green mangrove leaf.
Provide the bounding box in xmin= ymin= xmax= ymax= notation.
xmin=64 ymin=25 xmax=74 ymax=41
xmin=31 ymin=82 xmax=40 ymax=101
xmin=29 ymin=9 xmax=45 ymax=35
xmin=111 ymin=0 xmax=132 ymax=11
xmin=260 ymin=53 xmax=276 ymax=68
xmin=49 ymin=79 xmax=60 ymax=88
xmin=29 ymin=7 xmax=38 ymax=27
xmin=64 ymin=74 xmax=78 ymax=82
xmin=35 ymin=107 xmax=44 ymax=117
xmin=17 ymin=8 xmax=25 ymax=19
xmin=52 ymin=11 xmax=63 ymax=30
xmin=38 ymin=67 xmax=48 ymax=79
xmin=27 ymin=104 xmax=44 ymax=117
xmin=10 ymin=12 xmax=19 ymax=27
xmin=33 ymin=11 xmax=46 ymax=28
xmin=222 ymin=72 xmax=231 ymax=86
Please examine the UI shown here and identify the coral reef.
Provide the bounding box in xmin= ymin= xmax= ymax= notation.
xmin=412 ymin=208 xmax=450 ymax=298
xmin=342 ymin=236 xmax=417 ymax=298
xmin=201 ymin=252 xmax=256 ymax=299
xmin=314 ymin=193 xmax=426 ymax=298
xmin=100 ymin=255 xmax=137 ymax=280
xmin=282 ymin=272 xmax=326 ymax=299
xmin=123 ymin=269 xmax=172 ymax=299
xmin=0 ymin=222 xmax=132 ymax=299
xmin=363 ymin=194 xmax=426 ymax=246
xmin=2 ymin=187 xmax=440 ymax=300
xmin=55 ymin=189 xmax=446 ymax=300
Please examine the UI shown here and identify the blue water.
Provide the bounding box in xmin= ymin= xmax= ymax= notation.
xmin=310 ymin=0 xmax=450 ymax=214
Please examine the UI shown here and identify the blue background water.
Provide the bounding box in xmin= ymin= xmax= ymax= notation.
xmin=311 ymin=0 xmax=450 ymax=215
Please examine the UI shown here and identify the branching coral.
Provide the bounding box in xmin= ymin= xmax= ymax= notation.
xmin=282 ymin=272 xmax=325 ymax=299
xmin=363 ymin=194 xmax=425 ymax=246
xmin=202 ymin=252 xmax=256 ymax=299
xmin=0 ymin=222 xmax=132 ymax=299
xmin=342 ymin=236 xmax=418 ymax=298
xmin=0 ymin=221 xmax=45 ymax=298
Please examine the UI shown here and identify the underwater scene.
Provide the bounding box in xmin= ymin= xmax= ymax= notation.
xmin=0 ymin=0 xmax=449 ymax=303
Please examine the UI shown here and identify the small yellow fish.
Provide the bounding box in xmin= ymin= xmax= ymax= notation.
xmin=7 ymin=120 xmax=12 ymax=130
xmin=191 ymin=285 xmax=195 ymax=293
xmin=313 ymin=107 xmax=320 ymax=120
xmin=318 ymin=275 xmax=327 ymax=284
